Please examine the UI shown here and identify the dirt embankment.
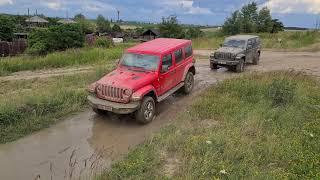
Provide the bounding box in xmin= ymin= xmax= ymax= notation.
xmin=0 ymin=50 xmax=319 ymax=179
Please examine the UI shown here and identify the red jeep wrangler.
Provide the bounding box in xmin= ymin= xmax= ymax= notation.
xmin=87 ymin=38 xmax=196 ymax=124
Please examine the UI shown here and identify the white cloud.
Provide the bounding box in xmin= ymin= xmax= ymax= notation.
xmin=0 ymin=0 xmax=13 ymax=6
xmin=41 ymin=0 xmax=62 ymax=10
xmin=82 ymin=0 xmax=115 ymax=12
xmin=158 ymin=0 xmax=213 ymax=15
xmin=262 ymin=0 xmax=320 ymax=14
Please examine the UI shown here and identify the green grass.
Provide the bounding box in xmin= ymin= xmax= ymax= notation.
xmin=0 ymin=65 xmax=114 ymax=143
xmin=99 ymin=71 xmax=320 ymax=179
xmin=0 ymin=44 xmax=133 ymax=76
xmin=193 ymin=30 xmax=320 ymax=50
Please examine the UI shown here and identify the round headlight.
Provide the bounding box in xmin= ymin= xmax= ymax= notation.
xmin=123 ymin=89 xmax=132 ymax=97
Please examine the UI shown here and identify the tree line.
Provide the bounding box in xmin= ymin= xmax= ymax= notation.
xmin=222 ymin=2 xmax=284 ymax=35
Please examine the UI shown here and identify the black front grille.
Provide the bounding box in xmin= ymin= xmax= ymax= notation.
xmin=215 ymin=52 xmax=233 ymax=60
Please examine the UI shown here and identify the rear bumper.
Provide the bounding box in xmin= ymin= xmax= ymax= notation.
xmin=87 ymin=95 xmax=140 ymax=114
xmin=210 ymin=58 xmax=239 ymax=66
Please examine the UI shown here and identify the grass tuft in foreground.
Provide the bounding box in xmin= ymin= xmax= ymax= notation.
xmin=100 ymin=71 xmax=320 ymax=179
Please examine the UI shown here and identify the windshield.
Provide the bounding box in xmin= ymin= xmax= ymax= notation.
xmin=120 ymin=53 xmax=160 ymax=71
xmin=223 ymin=39 xmax=246 ymax=48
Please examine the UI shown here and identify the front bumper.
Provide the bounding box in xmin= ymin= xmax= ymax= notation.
xmin=210 ymin=58 xmax=239 ymax=66
xmin=87 ymin=95 xmax=140 ymax=114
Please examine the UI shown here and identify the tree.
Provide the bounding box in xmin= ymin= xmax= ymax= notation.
xmin=112 ymin=24 xmax=122 ymax=33
xmin=222 ymin=10 xmax=241 ymax=35
xmin=74 ymin=13 xmax=85 ymax=21
xmin=184 ymin=27 xmax=204 ymax=39
xmin=271 ymin=19 xmax=284 ymax=33
xmin=257 ymin=7 xmax=273 ymax=33
xmin=96 ymin=15 xmax=111 ymax=33
xmin=0 ymin=15 xmax=15 ymax=41
xmin=221 ymin=2 xmax=284 ymax=34
xmin=239 ymin=2 xmax=258 ymax=33
xmin=159 ymin=16 xmax=184 ymax=39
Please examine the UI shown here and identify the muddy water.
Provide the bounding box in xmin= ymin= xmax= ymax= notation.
xmin=0 ymin=51 xmax=319 ymax=180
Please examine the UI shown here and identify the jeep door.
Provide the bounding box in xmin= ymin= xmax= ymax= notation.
xmin=175 ymin=44 xmax=193 ymax=84
xmin=246 ymin=39 xmax=255 ymax=63
xmin=159 ymin=53 xmax=176 ymax=95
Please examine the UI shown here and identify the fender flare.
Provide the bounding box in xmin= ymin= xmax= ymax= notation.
xmin=236 ymin=54 xmax=246 ymax=61
xmin=182 ymin=63 xmax=196 ymax=81
xmin=131 ymin=85 xmax=157 ymax=101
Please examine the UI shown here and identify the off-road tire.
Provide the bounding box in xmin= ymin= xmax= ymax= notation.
xmin=182 ymin=71 xmax=194 ymax=94
xmin=253 ymin=52 xmax=260 ymax=65
xmin=135 ymin=96 xmax=156 ymax=124
xmin=210 ymin=63 xmax=218 ymax=70
xmin=235 ymin=59 xmax=245 ymax=73
xmin=92 ymin=107 xmax=105 ymax=115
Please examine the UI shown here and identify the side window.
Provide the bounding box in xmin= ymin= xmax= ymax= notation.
xmin=252 ymin=38 xmax=256 ymax=47
xmin=174 ymin=49 xmax=183 ymax=63
xmin=256 ymin=38 xmax=260 ymax=46
xmin=184 ymin=45 xmax=193 ymax=58
xmin=247 ymin=39 xmax=253 ymax=49
xmin=162 ymin=54 xmax=172 ymax=68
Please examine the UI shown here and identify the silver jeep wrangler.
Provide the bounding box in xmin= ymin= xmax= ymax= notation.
xmin=210 ymin=35 xmax=261 ymax=72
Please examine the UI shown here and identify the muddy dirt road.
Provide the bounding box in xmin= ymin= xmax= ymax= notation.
xmin=0 ymin=50 xmax=319 ymax=180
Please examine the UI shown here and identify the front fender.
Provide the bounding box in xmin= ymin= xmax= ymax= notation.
xmin=131 ymin=85 xmax=157 ymax=101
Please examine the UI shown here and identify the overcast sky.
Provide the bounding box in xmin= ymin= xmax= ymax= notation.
xmin=0 ymin=0 xmax=319 ymax=28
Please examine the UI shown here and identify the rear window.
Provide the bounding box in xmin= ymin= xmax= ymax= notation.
xmin=185 ymin=45 xmax=192 ymax=58
xmin=174 ymin=49 xmax=183 ymax=63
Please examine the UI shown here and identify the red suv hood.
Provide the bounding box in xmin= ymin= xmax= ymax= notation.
xmin=96 ymin=68 xmax=158 ymax=91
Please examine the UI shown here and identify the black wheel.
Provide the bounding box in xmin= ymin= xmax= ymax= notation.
xmin=235 ymin=59 xmax=245 ymax=73
xmin=182 ymin=71 xmax=194 ymax=94
xmin=92 ymin=107 xmax=105 ymax=115
xmin=210 ymin=63 xmax=218 ymax=70
xmin=253 ymin=52 xmax=260 ymax=65
xmin=135 ymin=96 xmax=156 ymax=124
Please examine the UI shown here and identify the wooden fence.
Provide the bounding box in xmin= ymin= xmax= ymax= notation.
xmin=0 ymin=39 xmax=27 ymax=57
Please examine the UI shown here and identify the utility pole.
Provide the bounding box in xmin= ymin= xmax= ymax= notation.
xmin=117 ymin=10 xmax=120 ymax=22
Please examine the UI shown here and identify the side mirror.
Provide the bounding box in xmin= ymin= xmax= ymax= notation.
xmin=161 ymin=65 xmax=169 ymax=73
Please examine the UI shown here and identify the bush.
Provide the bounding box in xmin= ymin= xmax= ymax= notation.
xmin=27 ymin=42 xmax=47 ymax=55
xmin=0 ymin=15 xmax=15 ymax=41
xmin=95 ymin=37 xmax=114 ymax=48
xmin=268 ymin=79 xmax=296 ymax=106
xmin=27 ymin=24 xmax=85 ymax=55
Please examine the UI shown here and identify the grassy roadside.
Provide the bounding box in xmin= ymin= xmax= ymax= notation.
xmin=0 ymin=44 xmax=133 ymax=76
xmin=0 ymin=65 xmax=114 ymax=143
xmin=100 ymin=71 xmax=320 ymax=179
xmin=193 ymin=31 xmax=320 ymax=50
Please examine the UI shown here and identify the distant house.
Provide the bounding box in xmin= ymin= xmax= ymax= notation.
xmin=14 ymin=33 xmax=28 ymax=39
xmin=58 ymin=19 xmax=76 ymax=24
xmin=25 ymin=16 xmax=49 ymax=27
xmin=141 ymin=29 xmax=160 ymax=41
